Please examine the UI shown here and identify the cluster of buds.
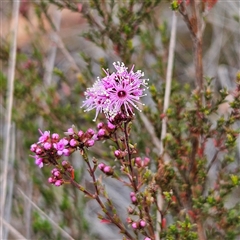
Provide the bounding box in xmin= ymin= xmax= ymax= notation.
xmin=108 ymin=111 xmax=134 ymax=125
xmin=130 ymin=219 xmax=147 ymax=229
xmin=66 ymin=127 xmax=95 ymax=148
xmin=30 ymin=127 xmax=95 ymax=169
xmin=30 ymin=130 xmax=61 ymax=168
xmin=134 ymin=157 xmax=150 ymax=168
xmin=96 ymin=121 xmax=116 ymax=140
xmin=48 ymin=168 xmax=64 ymax=187
xmin=98 ymin=163 xmax=114 ymax=176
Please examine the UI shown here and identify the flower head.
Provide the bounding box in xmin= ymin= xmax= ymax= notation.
xmin=82 ymin=62 xmax=148 ymax=121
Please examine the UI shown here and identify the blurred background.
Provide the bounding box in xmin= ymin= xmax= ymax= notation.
xmin=1 ymin=1 xmax=239 ymax=239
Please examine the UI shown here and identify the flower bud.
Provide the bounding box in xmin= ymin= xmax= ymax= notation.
xmin=30 ymin=143 xmax=37 ymax=152
xmin=55 ymin=180 xmax=64 ymax=186
xmin=78 ymin=130 xmax=84 ymax=138
xmin=48 ymin=177 xmax=55 ymax=183
xmin=114 ymin=149 xmax=125 ymax=159
xmin=140 ymin=220 xmax=146 ymax=228
xmin=97 ymin=129 xmax=106 ymax=137
xmin=97 ymin=122 xmax=104 ymax=129
xmin=144 ymin=157 xmax=150 ymax=166
xmin=85 ymin=139 xmax=95 ymax=147
xmin=62 ymin=160 xmax=70 ymax=169
xmin=103 ymin=166 xmax=113 ymax=175
xmin=98 ymin=163 xmax=105 ymax=170
xmin=70 ymin=139 xmax=78 ymax=147
xmin=107 ymin=121 xmax=116 ymax=130
xmin=44 ymin=142 xmax=51 ymax=150
xmin=52 ymin=133 xmax=59 ymax=141
xmin=135 ymin=157 xmax=142 ymax=167
xmin=86 ymin=128 xmax=95 ymax=137
xmin=132 ymin=222 xmax=138 ymax=229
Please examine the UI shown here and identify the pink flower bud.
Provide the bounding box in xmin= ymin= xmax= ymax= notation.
xmin=70 ymin=139 xmax=78 ymax=147
xmin=144 ymin=238 xmax=151 ymax=240
xmin=135 ymin=157 xmax=142 ymax=167
xmin=30 ymin=143 xmax=37 ymax=152
xmin=131 ymin=196 xmax=137 ymax=203
xmin=36 ymin=147 xmax=43 ymax=155
xmin=140 ymin=220 xmax=146 ymax=227
xmin=44 ymin=142 xmax=51 ymax=150
xmin=87 ymin=128 xmax=95 ymax=136
xmin=62 ymin=160 xmax=70 ymax=168
xmin=130 ymin=192 xmax=135 ymax=197
xmin=52 ymin=133 xmax=59 ymax=141
xmin=98 ymin=163 xmax=105 ymax=170
xmin=132 ymin=222 xmax=138 ymax=229
xmin=144 ymin=157 xmax=150 ymax=166
xmin=103 ymin=166 xmax=111 ymax=173
xmin=114 ymin=150 xmax=124 ymax=158
xmin=48 ymin=177 xmax=55 ymax=183
xmin=53 ymin=170 xmax=61 ymax=177
xmin=55 ymin=180 xmax=63 ymax=186
xmin=107 ymin=121 xmax=116 ymax=130
xmin=78 ymin=130 xmax=84 ymax=138
xmin=85 ymin=139 xmax=95 ymax=147
xmin=97 ymin=122 xmax=104 ymax=129
xmin=63 ymin=148 xmax=70 ymax=156
xmin=98 ymin=129 xmax=106 ymax=137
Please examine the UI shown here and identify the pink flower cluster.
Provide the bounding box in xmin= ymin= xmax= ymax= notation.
xmin=30 ymin=128 xmax=95 ymax=169
xmin=82 ymin=62 xmax=148 ymax=121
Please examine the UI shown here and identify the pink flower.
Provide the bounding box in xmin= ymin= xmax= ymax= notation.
xmin=56 ymin=138 xmax=68 ymax=155
xmin=144 ymin=238 xmax=151 ymax=240
xmin=82 ymin=62 xmax=148 ymax=120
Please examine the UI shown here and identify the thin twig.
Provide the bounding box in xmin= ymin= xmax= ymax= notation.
xmin=18 ymin=188 xmax=75 ymax=240
xmin=156 ymin=11 xmax=177 ymax=240
xmin=1 ymin=1 xmax=20 ymax=239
